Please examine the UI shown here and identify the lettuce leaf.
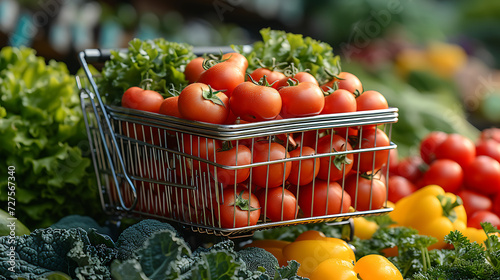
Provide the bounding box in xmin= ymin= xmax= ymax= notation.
xmin=234 ymin=28 xmax=342 ymax=84
xmin=97 ymin=38 xmax=196 ymax=106
xmin=0 ymin=46 xmax=100 ymax=229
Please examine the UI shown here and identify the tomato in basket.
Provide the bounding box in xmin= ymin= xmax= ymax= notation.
xmin=258 ymin=187 xmax=298 ymax=221
xmin=197 ymin=52 xmax=247 ymax=97
xmin=321 ymin=89 xmax=357 ymax=115
xmin=230 ymin=81 xmax=282 ymax=122
xmin=344 ymin=173 xmax=387 ymax=211
xmin=320 ymin=72 xmax=363 ymax=94
xmin=355 ymin=90 xmax=388 ymax=111
xmin=288 ymin=146 xmax=321 ymax=186
xmin=214 ymin=188 xmax=261 ymax=228
xmin=210 ymin=143 xmax=252 ymax=185
xmin=278 ymin=81 xmax=325 ymax=118
xmin=251 ymin=141 xmax=292 ymax=189
xmin=298 ymin=179 xmax=351 ymax=217
xmin=351 ymin=127 xmax=391 ymax=173
xmin=177 ymin=83 xmax=230 ymax=124
xmin=249 ymin=67 xmax=286 ymax=87
xmin=316 ymin=134 xmax=354 ymax=182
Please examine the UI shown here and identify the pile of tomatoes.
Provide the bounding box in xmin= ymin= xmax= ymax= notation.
xmin=119 ymin=52 xmax=394 ymax=229
xmin=388 ymin=128 xmax=500 ymax=229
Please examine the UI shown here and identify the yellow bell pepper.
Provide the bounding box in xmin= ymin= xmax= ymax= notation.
xmin=462 ymin=227 xmax=488 ymax=247
xmin=353 ymin=217 xmax=379 ymax=240
xmin=308 ymin=254 xmax=404 ymax=280
xmin=389 ymin=185 xmax=467 ymax=250
xmin=282 ymin=235 xmax=356 ymax=277
xmin=354 ymin=254 xmax=404 ymax=280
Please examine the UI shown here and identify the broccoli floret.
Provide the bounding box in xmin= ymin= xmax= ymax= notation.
xmin=238 ymin=247 xmax=280 ymax=277
xmin=115 ymin=219 xmax=179 ymax=260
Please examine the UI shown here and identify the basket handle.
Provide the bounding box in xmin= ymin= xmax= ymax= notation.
xmin=77 ymin=51 xmax=138 ymax=211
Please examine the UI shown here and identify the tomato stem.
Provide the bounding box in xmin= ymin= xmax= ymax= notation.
xmin=202 ymin=85 xmax=227 ymax=108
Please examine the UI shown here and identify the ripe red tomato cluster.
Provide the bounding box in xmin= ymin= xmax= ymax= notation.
xmin=119 ymin=52 xmax=394 ymax=228
xmin=388 ymin=128 xmax=500 ymax=229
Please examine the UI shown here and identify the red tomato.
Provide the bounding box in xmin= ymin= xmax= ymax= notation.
xmin=492 ymin=193 xmax=500 ymax=218
xmin=457 ymin=189 xmax=493 ymax=218
xmin=345 ymin=174 xmax=387 ymax=211
xmin=316 ymin=134 xmax=354 ymax=182
xmin=320 ymin=72 xmax=363 ymax=94
xmin=393 ymin=156 xmax=425 ymax=183
xmin=467 ymin=210 xmax=500 ymax=229
xmin=197 ymin=56 xmax=246 ymax=97
xmin=387 ymin=175 xmax=416 ymax=203
xmin=321 ymin=89 xmax=357 ymax=115
xmin=222 ymin=52 xmax=248 ymax=70
xmin=159 ymin=96 xmax=181 ymax=118
xmin=249 ymin=67 xmax=286 ymax=86
xmin=480 ymin=128 xmax=500 ymax=143
xmin=352 ymin=127 xmax=391 ymax=173
xmin=211 ymin=144 xmax=251 ymax=185
xmin=121 ymin=86 xmax=164 ymax=113
xmin=180 ymin=134 xmax=221 ymax=174
xmin=230 ymin=82 xmax=282 ymax=122
xmin=298 ymin=180 xmax=351 ymax=217
xmin=215 ymin=188 xmax=260 ymax=228
xmin=258 ymin=187 xmax=298 ymax=221
xmin=434 ymin=133 xmax=476 ymax=169
xmin=463 ymin=155 xmax=500 ymax=196
xmin=476 ymin=139 xmax=500 ymax=163
xmin=419 ymin=131 xmax=448 ymax=164
xmin=293 ymin=72 xmax=319 ymax=85
xmin=278 ymin=82 xmax=325 ymax=118
xmin=251 ymin=142 xmax=292 ymax=188
xmin=177 ymin=83 xmax=229 ymax=124
xmin=387 ymin=148 xmax=400 ymax=175
xmin=288 ymin=146 xmax=320 ymax=186
xmin=422 ymin=159 xmax=463 ymax=193
xmin=294 ymin=130 xmax=321 ymax=149
xmin=185 ymin=57 xmax=205 ymax=84
xmin=356 ymin=90 xmax=388 ymax=111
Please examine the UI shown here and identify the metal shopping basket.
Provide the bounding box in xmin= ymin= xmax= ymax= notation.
xmin=77 ymin=48 xmax=399 ymax=238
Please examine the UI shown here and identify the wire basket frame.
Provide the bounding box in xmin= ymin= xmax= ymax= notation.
xmin=77 ymin=48 xmax=399 ymax=237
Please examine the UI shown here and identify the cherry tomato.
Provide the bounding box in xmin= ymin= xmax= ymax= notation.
xmin=480 ymin=128 xmax=500 ymax=143
xmin=457 ymin=189 xmax=493 ymax=218
xmin=274 ymin=72 xmax=319 ymax=89
xmin=321 ymin=89 xmax=357 ymax=115
xmin=230 ymin=81 xmax=282 ymax=122
xmin=298 ymin=180 xmax=351 ymax=217
xmin=258 ymin=187 xmax=298 ymax=221
xmin=393 ymin=156 xmax=425 ymax=183
xmin=352 ymin=127 xmax=391 ymax=173
xmin=422 ymin=159 xmax=463 ymax=193
xmin=463 ymin=155 xmax=500 ymax=196
xmin=159 ymin=96 xmax=181 ymax=118
xmin=345 ymin=174 xmax=387 ymax=211
xmin=356 ymin=90 xmax=388 ymax=112
xmin=387 ymin=175 xmax=416 ymax=203
xmin=181 ymin=134 xmax=221 ymax=174
xmin=278 ymin=82 xmax=325 ymax=118
xmin=320 ymin=72 xmax=363 ymax=94
xmin=184 ymin=57 xmax=205 ymax=84
xmin=420 ymin=131 xmax=448 ymax=164
xmin=121 ymin=86 xmax=164 ymax=113
xmin=316 ymin=134 xmax=354 ymax=182
xmin=222 ymin=52 xmax=248 ymax=70
xmin=476 ymin=139 xmax=500 ymax=163
xmin=434 ymin=133 xmax=476 ymax=169
xmin=215 ymin=188 xmax=260 ymax=228
xmin=288 ymin=146 xmax=320 ymax=186
xmin=249 ymin=67 xmax=286 ymax=87
xmin=177 ymin=83 xmax=229 ymax=124
xmin=197 ymin=56 xmax=246 ymax=97
xmin=211 ymin=144 xmax=251 ymax=185
xmin=251 ymin=142 xmax=292 ymax=189
xmin=467 ymin=210 xmax=500 ymax=229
